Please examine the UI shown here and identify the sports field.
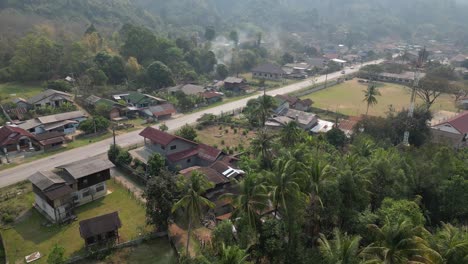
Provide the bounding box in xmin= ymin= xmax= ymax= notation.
xmin=301 ymin=79 xmax=457 ymax=117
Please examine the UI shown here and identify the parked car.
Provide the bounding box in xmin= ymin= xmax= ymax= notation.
xmin=341 ymin=70 xmax=346 ymax=74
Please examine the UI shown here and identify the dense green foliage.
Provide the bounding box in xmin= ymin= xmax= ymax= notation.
xmin=78 ymin=115 xmax=109 ymax=134
xmin=181 ymin=109 xmax=468 ymax=263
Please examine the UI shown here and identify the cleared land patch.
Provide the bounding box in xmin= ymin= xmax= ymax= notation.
xmin=301 ymin=79 xmax=457 ymax=117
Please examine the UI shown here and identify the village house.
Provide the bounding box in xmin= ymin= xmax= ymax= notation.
xmin=202 ymin=91 xmax=223 ymax=104
xmin=84 ymin=95 xmax=127 ymax=120
xmin=0 ymin=125 xmax=36 ymax=155
xmin=282 ymin=62 xmax=311 ymax=79
xmin=338 ymin=116 xmax=363 ymax=137
xmin=366 ymin=71 xmax=426 ymax=85
xmin=79 ymin=212 xmax=122 ymax=247
xmin=28 ymin=157 xmax=114 ymax=223
xmin=26 ymin=89 xmax=74 ymax=109
xmin=271 ymin=104 xmax=318 ymax=130
xmin=275 ymin=94 xmax=313 ymax=111
xmin=180 ymin=160 xmax=244 ymax=219
xmin=449 ymin=54 xmax=468 ymax=67
xmin=431 ymin=111 xmax=468 ymax=148
xmin=112 ymin=92 xmax=166 ymax=109
xmin=252 ymin=63 xmax=286 ymax=81
xmin=311 ymin=119 xmax=335 ymax=134
xmin=223 ymin=77 xmax=249 ymax=93
xmin=17 ymin=111 xmax=87 ymax=135
xmin=133 ymin=127 xmax=225 ymax=171
xmin=112 ymin=92 xmax=176 ymax=120
xmin=34 ymin=131 xmax=66 ymax=151
xmin=167 ymin=84 xmax=206 ymax=96
xmin=144 ymin=104 xmax=177 ymax=120
xmin=457 ymin=97 xmax=468 ymax=110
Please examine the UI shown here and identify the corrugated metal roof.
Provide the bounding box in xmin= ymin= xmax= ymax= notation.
xmin=38 ymin=111 xmax=85 ymax=124
xmin=79 ymin=212 xmax=121 ymax=239
xmin=57 ymin=156 xmax=114 ymax=179
xmin=29 ymin=171 xmax=65 ymax=191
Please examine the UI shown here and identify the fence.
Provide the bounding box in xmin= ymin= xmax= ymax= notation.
xmin=65 ymin=232 xmax=168 ymax=264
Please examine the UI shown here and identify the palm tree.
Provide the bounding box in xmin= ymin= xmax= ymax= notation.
xmin=219 ymin=243 xmax=250 ymax=264
xmin=430 ymin=223 xmax=468 ymax=264
xmin=318 ymin=229 xmax=362 ymax=264
xmin=361 ymin=220 xmax=442 ymax=264
xmin=221 ymin=174 xmax=269 ymax=232
xmin=300 ymin=159 xmax=334 ymax=237
xmin=250 ymin=129 xmax=276 ymax=169
xmin=172 ymin=171 xmax=215 ymax=256
xmin=266 ymin=158 xmax=301 ymax=218
xmin=280 ymin=120 xmax=302 ymax=147
xmin=300 ymin=159 xmax=334 ymax=207
xmin=363 ymin=83 xmax=381 ymax=116
xmin=252 ymin=95 xmax=277 ymax=127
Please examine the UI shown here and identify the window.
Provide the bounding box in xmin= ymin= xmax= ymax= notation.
xmin=161 ymin=145 xmax=165 ymax=150
xmin=170 ymin=145 xmax=177 ymax=150
xmin=83 ymin=179 xmax=88 ymax=185
xmin=187 ymin=158 xmax=191 ymax=163
xmin=96 ymin=185 xmax=105 ymax=192
xmin=82 ymin=189 xmax=90 ymax=197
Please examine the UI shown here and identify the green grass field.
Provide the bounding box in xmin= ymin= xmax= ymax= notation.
xmin=1 ymin=180 xmax=152 ymax=263
xmin=301 ymin=79 xmax=458 ymax=117
xmin=0 ymin=83 xmax=44 ymax=102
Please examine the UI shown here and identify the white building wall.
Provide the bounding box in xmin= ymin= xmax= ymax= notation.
xmin=34 ymin=194 xmax=68 ymax=222
xmin=74 ymin=182 xmax=107 ymax=206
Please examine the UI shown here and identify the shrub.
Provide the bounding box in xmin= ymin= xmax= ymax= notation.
xmin=225 ymin=129 xmax=229 ymax=134
xmin=229 ymin=149 xmax=234 ymax=154
xmin=242 ymin=131 xmax=247 ymax=136
xmin=2 ymin=213 xmax=14 ymax=223
xmin=220 ymin=140 xmax=225 ymax=145
xmin=219 ymin=126 xmax=223 ymax=130
xmin=213 ymin=144 xmax=218 ymax=148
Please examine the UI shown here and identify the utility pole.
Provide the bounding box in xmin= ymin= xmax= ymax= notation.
xmin=323 ymin=60 xmax=329 ymax=89
xmin=112 ymin=124 xmax=116 ymax=146
xmin=93 ymin=118 xmax=97 ymax=134
xmin=403 ymin=47 xmax=426 ymax=146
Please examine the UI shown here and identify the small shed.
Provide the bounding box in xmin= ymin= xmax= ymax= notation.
xmin=79 ymin=212 xmax=122 ymax=246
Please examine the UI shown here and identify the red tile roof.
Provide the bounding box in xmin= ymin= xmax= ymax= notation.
xmin=197 ymin=144 xmax=222 ymax=162
xmin=181 ymin=166 xmax=230 ymax=186
xmin=139 ymin=127 xmax=179 ymax=146
xmin=166 ymin=144 xmax=222 ymax=163
xmin=167 ymin=148 xmax=199 ymax=162
xmin=435 ymin=111 xmax=468 ymax=133
xmin=140 ymin=127 xmax=223 ymax=162
xmin=0 ymin=126 xmax=35 ymax=146
xmin=202 ymin=92 xmax=223 ymax=99
xmin=338 ymin=116 xmax=363 ymax=132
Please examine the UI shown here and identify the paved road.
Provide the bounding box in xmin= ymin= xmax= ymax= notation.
xmin=0 ymin=60 xmax=383 ymax=188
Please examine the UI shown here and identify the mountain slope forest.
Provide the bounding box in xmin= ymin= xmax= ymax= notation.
xmin=2 ymin=0 xmax=468 ymax=44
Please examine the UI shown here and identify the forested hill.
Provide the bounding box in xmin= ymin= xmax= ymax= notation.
xmin=0 ymin=0 xmax=161 ymax=38
xmin=136 ymin=0 xmax=468 ymax=44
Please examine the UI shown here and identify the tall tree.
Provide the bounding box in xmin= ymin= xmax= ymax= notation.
xmin=279 ymin=121 xmax=302 ymax=147
xmin=318 ymin=229 xmax=362 ymax=264
xmin=146 ymin=61 xmax=175 ymax=89
xmin=362 ymin=83 xmax=381 ymax=116
xmin=416 ymin=77 xmax=451 ymax=109
xmin=172 ymin=171 xmax=215 ymax=256
xmin=229 ymin=30 xmax=239 ymax=47
xmin=218 ymin=244 xmax=250 ymax=264
xmin=250 ymin=129 xmax=276 ymax=169
xmin=145 ymin=170 xmax=177 ymax=230
xmin=362 ymin=220 xmax=442 ymax=264
xmin=430 ymin=223 xmax=468 ymax=264
xmin=204 ymin=26 xmax=216 ymax=42
xmin=222 ymin=174 xmax=268 ymax=232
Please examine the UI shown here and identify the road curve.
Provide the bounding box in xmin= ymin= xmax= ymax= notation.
xmin=0 ymin=60 xmax=383 ymax=188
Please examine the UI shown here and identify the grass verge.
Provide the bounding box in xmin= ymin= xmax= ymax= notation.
xmin=1 ymin=179 xmax=151 ymax=263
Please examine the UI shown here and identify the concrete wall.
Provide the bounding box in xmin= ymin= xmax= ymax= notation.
xmin=74 ymin=182 xmax=107 ymax=206
xmin=34 ymin=193 xmax=69 ymax=222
